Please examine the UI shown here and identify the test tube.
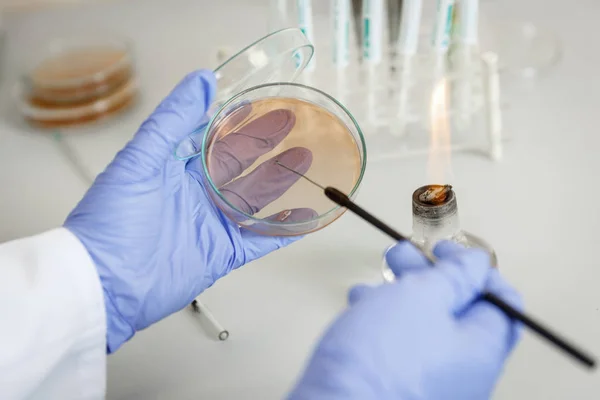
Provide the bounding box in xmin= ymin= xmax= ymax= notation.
xmin=297 ymin=0 xmax=316 ymax=71
xmin=387 ymin=0 xmax=402 ymax=60
xmin=453 ymin=0 xmax=477 ymax=130
xmin=362 ymin=0 xmax=383 ymax=128
xmin=269 ymin=0 xmax=290 ymax=33
xmin=432 ymin=0 xmax=455 ymax=54
xmin=459 ymin=0 xmax=478 ymax=46
xmin=191 ymin=298 xmax=230 ymax=341
xmin=367 ymin=67 xmax=379 ymax=129
xmin=351 ymin=0 xmax=364 ymax=57
xmin=432 ymin=0 xmax=455 ymax=78
xmin=332 ymin=0 xmax=351 ymax=68
xmin=395 ymin=0 xmax=423 ymax=136
xmin=397 ymin=0 xmax=422 ymax=56
xmin=362 ymin=0 xmax=384 ymax=65
xmin=481 ymin=52 xmax=502 ymax=160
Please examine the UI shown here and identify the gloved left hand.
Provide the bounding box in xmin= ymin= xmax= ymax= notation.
xmin=65 ymin=70 xmax=311 ymax=352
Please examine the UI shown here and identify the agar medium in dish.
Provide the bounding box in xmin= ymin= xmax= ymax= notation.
xmin=200 ymin=84 xmax=366 ymax=236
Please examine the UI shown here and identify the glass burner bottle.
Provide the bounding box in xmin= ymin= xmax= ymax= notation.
xmin=382 ymin=185 xmax=497 ymax=282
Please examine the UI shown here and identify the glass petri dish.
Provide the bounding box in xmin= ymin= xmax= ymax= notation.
xmin=175 ymin=28 xmax=314 ymax=160
xmin=21 ymin=36 xmax=134 ymax=105
xmin=199 ymin=82 xmax=367 ymax=237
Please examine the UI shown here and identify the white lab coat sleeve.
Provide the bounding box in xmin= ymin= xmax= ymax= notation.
xmin=0 ymin=228 xmax=107 ymax=400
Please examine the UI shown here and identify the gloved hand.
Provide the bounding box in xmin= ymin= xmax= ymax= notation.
xmin=65 ymin=70 xmax=312 ymax=352
xmin=288 ymin=241 xmax=523 ymax=400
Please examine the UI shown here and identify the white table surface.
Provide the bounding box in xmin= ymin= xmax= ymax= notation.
xmin=1 ymin=0 xmax=600 ymax=398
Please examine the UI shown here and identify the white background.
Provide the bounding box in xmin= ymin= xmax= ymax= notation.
xmin=1 ymin=0 xmax=599 ymax=398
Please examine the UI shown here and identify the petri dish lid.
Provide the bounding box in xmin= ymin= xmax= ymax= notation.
xmin=175 ymin=28 xmax=314 ymax=160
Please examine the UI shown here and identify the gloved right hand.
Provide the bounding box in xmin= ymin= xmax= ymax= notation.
xmin=288 ymin=241 xmax=523 ymax=400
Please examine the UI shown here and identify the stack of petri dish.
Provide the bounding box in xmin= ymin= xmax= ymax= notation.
xmin=16 ymin=36 xmax=138 ymax=129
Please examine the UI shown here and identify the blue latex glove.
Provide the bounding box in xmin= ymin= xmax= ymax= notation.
xmin=288 ymin=241 xmax=523 ymax=400
xmin=65 ymin=70 xmax=307 ymax=352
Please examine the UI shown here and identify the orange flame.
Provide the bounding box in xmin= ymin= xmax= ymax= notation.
xmin=429 ymin=79 xmax=453 ymax=183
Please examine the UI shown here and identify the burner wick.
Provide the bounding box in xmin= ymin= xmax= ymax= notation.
xmin=419 ymin=184 xmax=453 ymax=205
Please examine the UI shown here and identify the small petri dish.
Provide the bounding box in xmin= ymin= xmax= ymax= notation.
xmin=199 ymin=82 xmax=366 ymax=236
xmin=17 ymin=77 xmax=138 ymax=129
xmin=175 ymin=28 xmax=314 ymax=160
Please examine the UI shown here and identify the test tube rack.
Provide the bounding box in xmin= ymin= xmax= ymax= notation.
xmin=293 ymin=44 xmax=505 ymax=163
xmin=215 ymin=41 xmax=504 ymax=164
